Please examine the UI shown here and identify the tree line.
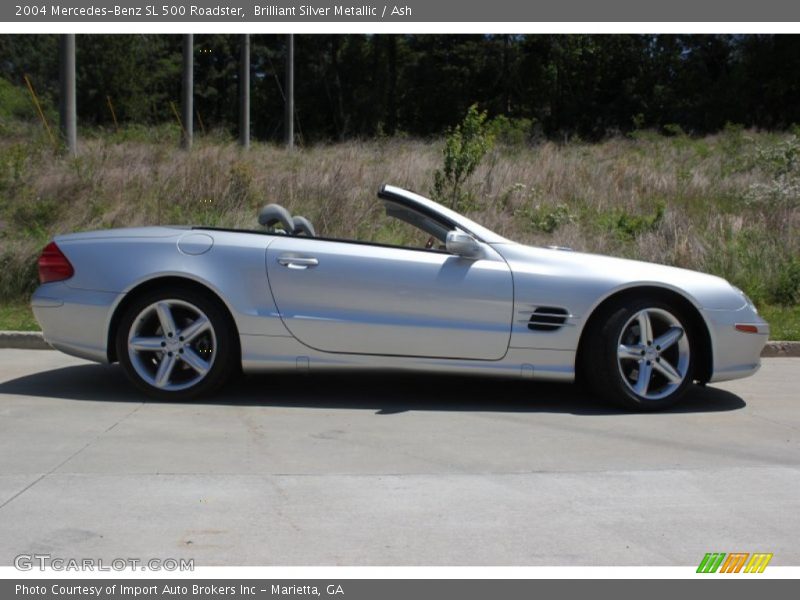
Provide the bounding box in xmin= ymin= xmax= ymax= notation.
xmin=2 ymin=34 xmax=800 ymax=143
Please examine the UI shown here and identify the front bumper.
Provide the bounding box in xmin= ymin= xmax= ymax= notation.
xmin=704 ymin=304 xmax=769 ymax=383
xmin=31 ymin=283 xmax=120 ymax=363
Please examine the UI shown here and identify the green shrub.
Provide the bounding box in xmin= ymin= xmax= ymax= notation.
xmin=227 ymin=161 xmax=255 ymax=206
xmin=10 ymin=197 xmax=60 ymax=239
xmin=0 ymin=143 xmax=31 ymax=192
xmin=0 ymin=78 xmax=36 ymax=122
xmin=598 ymin=202 xmax=665 ymax=240
xmin=0 ymin=78 xmax=58 ymax=142
xmin=662 ymin=123 xmax=686 ymax=137
xmin=770 ymin=258 xmax=800 ymax=305
xmin=517 ymin=202 xmax=576 ymax=233
xmin=0 ymin=248 xmax=39 ymax=302
xmin=432 ymin=104 xmax=493 ymax=211
xmin=746 ymin=134 xmax=800 ymax=210
xmin=487 ymin=115 xmax=534 ymax=146
xmin=753 ymin=134 xmax=800 ymax=177
xmin=718 ymin=123 xmax=756 ymax=175
xmin=110 ymin=122 xmax=183 ymax=144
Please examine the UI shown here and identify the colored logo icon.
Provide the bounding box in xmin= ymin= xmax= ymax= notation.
xmin=697 ymin=553 xmax=773 ymax=573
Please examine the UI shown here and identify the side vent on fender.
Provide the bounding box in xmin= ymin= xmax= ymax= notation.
xmin=527 ymin=307 xmax=569 ymax=331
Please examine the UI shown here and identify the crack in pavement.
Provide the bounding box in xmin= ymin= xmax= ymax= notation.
xmin=0 ymin=401 xmax=146 ymax=511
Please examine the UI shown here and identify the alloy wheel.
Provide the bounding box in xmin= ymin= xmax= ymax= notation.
xmin=616 ymin=307 xmax=691 ymax=401
xmin=127 ymin=299 xmax=217 ymax=392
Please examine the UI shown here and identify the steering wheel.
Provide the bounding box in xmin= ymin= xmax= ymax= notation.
xmin=425 ymin=236 xmax=435 ymax=250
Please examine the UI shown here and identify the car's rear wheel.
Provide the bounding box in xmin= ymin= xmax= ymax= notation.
xmin=116 ymin=287 xmax=236 ymax=400
xmin=584 ymin=299 xmax=695 ymax=411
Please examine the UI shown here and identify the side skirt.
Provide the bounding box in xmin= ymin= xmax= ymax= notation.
xmin=239 ymin=334 xmax=575 ymax=382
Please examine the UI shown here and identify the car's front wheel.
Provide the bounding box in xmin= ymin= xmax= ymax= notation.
xmin=584 ymin=299 xmax=695 ymax=411
xmin=116 ymin=287 xmax=236 ymax=400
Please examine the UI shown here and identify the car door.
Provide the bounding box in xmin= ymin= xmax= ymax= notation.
xmin=265 ymin=237 xmax=513 ymax=360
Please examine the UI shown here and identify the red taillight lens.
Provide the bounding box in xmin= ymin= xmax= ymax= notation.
xmin=734 ymin=324 xmax=759 ymax=334
xmin=38 ymin=242 xmax=74 ymax=284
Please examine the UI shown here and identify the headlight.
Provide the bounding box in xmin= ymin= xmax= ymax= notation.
xmin=732 ymin=286 xmax=758 ymax=314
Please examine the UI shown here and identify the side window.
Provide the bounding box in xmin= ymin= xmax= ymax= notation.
xmin=293 ymin=199 xmax=453 ymax=252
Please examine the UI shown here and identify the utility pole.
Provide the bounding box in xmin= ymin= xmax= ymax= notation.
xmin=285 ymin=34 xmax=294 ymax=149
xmin=386 ymin=35 xmax=397 ymax=135
xmin=182 ymin=34 xmax=193 ymax=150
xmin=59 ymin=34 xmax=77 ymax=156
xmin=239 ymin=34 xmax=250 ymax=148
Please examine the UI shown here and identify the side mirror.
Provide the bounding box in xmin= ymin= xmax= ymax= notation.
xmin=445 ymin=230 xmax=482 ymax=259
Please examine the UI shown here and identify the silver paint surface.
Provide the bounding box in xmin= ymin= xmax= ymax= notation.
xmin=31 ymin=187 xmax=768 ymax=383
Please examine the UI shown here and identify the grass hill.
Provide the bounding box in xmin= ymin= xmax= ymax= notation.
xmin=1 ymin=121 xmax=798 ymax=338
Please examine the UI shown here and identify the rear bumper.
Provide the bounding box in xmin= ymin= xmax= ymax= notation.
xmin=705 ymin=305 xmax=769 ymax=383
xmin=31 ymin=283 xmax=119 ymax=363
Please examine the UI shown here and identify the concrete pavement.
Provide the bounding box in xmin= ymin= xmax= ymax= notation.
xmin=0 ymin=350 xmax=798 ymax=565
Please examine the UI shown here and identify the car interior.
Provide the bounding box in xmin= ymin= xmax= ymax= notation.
xmin=257 ymin=195 xmax=452 ymax=252
xmin=258 ymin=203 xmax=316 ymax=237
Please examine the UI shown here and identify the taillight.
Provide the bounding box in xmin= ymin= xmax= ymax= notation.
xmin=38 ymin=241 xmax=74 ymax=283
xmin=734 ymin=324 xmax=759 ymax=334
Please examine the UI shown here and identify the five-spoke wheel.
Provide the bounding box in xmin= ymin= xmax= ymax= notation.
xmin=616 ymin=308 xmax=690 ymax=401
xmin=583 ymin=298 xmax=696 ymax=410
xmin=127 ymin=299 xmax=217 ymax=392
xmin=116 ymin=287 xmax=236 ymax=399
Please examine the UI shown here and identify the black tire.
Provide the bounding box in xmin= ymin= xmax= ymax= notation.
xmin=582 ymin=298 xmax=696 ymax=411
xmin=115 ymin=285 xmax=238 ymax=400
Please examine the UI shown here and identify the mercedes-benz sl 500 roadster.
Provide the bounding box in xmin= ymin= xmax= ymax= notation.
xmin=31 ymin=185 xmax=768 ymax=410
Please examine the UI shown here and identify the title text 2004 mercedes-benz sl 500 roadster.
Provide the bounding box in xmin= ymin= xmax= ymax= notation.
xmin=31 ymin=185 xmax=768 ymax=410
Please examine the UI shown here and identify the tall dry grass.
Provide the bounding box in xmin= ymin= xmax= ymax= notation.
xmin=1 ymin=123 xmax=798 ymax=308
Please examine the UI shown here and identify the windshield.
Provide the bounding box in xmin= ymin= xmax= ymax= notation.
xmin=378 ymin=185 xmax=510 ymax=244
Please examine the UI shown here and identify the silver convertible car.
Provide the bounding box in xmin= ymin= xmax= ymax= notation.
xmin=32 ymin=185 xmax=768 ymax=410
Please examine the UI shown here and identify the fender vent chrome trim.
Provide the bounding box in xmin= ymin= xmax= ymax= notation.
xmin=527 ymin=306 xmax=569 ymax=331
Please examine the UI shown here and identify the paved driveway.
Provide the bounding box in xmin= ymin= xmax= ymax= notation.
xmin=0 ymin=350 xmax=797 ymax=565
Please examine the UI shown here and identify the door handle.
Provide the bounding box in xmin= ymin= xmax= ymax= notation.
xmin=277 ymin=255 xmax=319 ymax=269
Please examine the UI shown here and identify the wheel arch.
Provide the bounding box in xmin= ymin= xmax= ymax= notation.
xmin=576 ymin=285 xmax=713 ymax=384
xmin=106 ymin=276 xmax=241 ymax=365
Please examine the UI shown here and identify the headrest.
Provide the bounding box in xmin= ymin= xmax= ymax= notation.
xmin=258 ymin=203 xmax=294 ymax=232
xmin=292 ymin=216 xmax=316 ymax=237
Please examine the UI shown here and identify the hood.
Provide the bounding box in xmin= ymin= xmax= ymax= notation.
xmin=492 ymin=242 xmax=747 ymax=311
